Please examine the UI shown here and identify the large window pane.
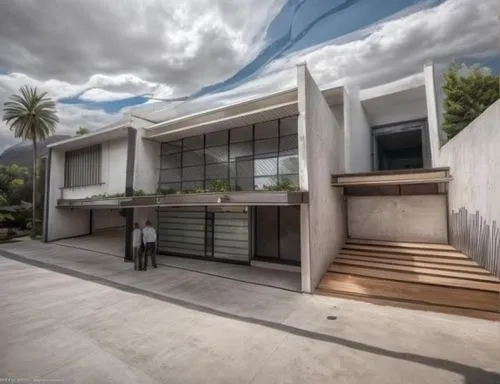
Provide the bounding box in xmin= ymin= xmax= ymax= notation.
xmin=231 ymin=177 xmax=253 ymax=191
xmin=280 ymin=116 xmax=298 ymax=136
xmin=279 ymin=135 xmax=298 ymax=153
xmin=161 ymin=153 xmax=181 ymax=169
xmin=279 ymin=174 xmax=298 ymax=188
xmin=160 ymin=168 xmax=181 ymax=183
xmin=255 ymin=157 xmax=277 ymax=176
xmin=182 ymin=181 xmax=204 ymax=191
xmin=183 ymin=135 xmax=204 ymax=150
xmin=206 ymin=163 xmax=228 ymax=180
xmin=183 ymin=149 xmax=204 ymax=166
xmin=230 ymin=141 xmax=252 ymax=160
xmin=206 ymin=131 xmax=228 ymax=147
xmin=278 ymin=154 xmax=298 ymax=175
xmin=254 ymin=176 xmax=277 ymax=190
xmin=230 ymin=126 xmax=252 ymax=143
xmin=230 ymin=159 xmax=253 ymax=179
xmin=255 ymin=138 xmax=278 ymax=156
xmin=159 ymin=182 xmax=180 ymax=192
xmin=255 ymin=120 xmax=278 ymax=139
xmin=182 ymin=165 xmax=204 ymax=181
xmin=205 ymin=145 xmax=228 ymax=164
xmin=161 ymin=140 xmax=182 ymax=155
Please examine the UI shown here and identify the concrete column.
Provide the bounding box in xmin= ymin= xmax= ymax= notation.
xmin=424 ymin=61 xmax=441 ymax=166
xmin=124 ymin=127 xmax=137 ymax=261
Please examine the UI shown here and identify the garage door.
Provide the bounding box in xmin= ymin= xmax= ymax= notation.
xmin=157 ymin=207 xmax=249 ymax=262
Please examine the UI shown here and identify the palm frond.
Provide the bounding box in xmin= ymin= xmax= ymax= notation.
xmin=2 ymin=85 xmax=59 ymax=141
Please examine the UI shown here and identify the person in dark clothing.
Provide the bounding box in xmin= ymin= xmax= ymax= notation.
xmin=132 ymin=223 xmax=143 ymax=271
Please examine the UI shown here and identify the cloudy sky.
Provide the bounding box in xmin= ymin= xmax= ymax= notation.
xmin=0 ymin=0 xmax=498 ymax=152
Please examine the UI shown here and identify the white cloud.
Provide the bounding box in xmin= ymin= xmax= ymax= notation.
xmin=78 ymin=89 xmax=136 ymax=102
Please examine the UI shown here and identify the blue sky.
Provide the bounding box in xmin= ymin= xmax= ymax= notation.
xmin=0 ymin=0 xmax=498 ymax=150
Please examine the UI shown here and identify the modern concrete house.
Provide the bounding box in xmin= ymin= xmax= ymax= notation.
xmin=43 ymin=63 xmax=500 ymax=320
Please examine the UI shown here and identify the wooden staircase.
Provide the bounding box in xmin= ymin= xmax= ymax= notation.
xmin=316 ymin=239 xmax=500 ymax=320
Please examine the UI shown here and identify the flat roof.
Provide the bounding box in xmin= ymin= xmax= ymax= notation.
xmin=47 ymin=123 xmax=130 ymax=151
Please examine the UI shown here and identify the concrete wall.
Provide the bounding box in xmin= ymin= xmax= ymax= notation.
xmin=92 ymin=209 xmax=125 ymax=231
xmin=437 ymin=100 xmax=500 ymax=276
xmin=347 ymin=195 xmax=448 ymax=244
xmin=62 ymin=137 xmax=128 ymax=199
xmin=424 ymin=62 xmax=441 ymax=166
xmin=298 ymin=64 xmax=346 ymax=292
xmin=367 ymin=97 xmax=427 ymax=127
xmin=134 ymin=131 xmax=160 ymax=194
xmin=46 ymin=150 xmax=90 ymax=241
xmin=343 ymin=85 xmax=371 ymax=173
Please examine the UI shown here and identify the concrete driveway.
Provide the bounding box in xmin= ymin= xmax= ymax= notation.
xmin=0 ymin=242 xmax=499 ymax=383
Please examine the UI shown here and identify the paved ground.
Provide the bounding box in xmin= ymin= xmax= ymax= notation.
xmin=0 ymin=241 xmax=499 ymax=383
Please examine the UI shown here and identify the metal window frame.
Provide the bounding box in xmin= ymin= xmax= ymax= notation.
xmin=64 ymin=144 xmax=102 ymax=188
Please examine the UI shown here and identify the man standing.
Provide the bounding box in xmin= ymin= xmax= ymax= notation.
xmin=132 ymin=222 xmax=143 ymax=271
xmin=142 ymin=220 xmax=157 ymax=271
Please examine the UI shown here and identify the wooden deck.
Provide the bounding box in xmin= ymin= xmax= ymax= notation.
xmin=316 ymin=239 xmax=500 ymax=321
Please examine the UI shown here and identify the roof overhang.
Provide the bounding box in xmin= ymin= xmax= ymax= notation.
xmin=143 ymin=88 xmax=299 ymax=141
xmin=57 ymin=191 xmax=308 ymax=209
xmin=47 ymin=123 xmax=130 ymax=151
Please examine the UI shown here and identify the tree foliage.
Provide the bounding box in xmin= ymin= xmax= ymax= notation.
xmin=0 ymin=165 xmax=28 ymax=223
xmin=442 ymin=64 xmax=499 ymax=139
xmin=2 ymin=86 xmax=59 ymax=236
xmin=76 ymin=127 xmax=90 ymax=136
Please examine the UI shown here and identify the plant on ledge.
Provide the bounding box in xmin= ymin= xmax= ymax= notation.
xmin=208 ymin=179 xmax=230 ymax=193
xmin=88 ymin=192 xmax=126 ymax=200
xmin=181 ymin=184 xmax=205 ymax=194
xmin=133 ymin=189 xmax=146 ymax=196
xmin=157 ymin=187 xmax=177 ymax=195
xmin=263 ymin=178 xmax=298 ymax=192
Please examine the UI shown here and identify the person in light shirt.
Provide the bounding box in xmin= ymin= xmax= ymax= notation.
xmin=142 ymin=220 xmax=157 ymax=271
xmin=131 ymin=222 xmax=143 ymax=271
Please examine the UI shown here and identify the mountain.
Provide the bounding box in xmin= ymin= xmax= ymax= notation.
xmin=0 ymin=135 xmax=72 ymax=166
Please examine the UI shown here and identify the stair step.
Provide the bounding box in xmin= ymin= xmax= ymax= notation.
xmin=315 ymin=289 xmax=499 ymax=321
xmin=318 ymin=273 xmax=499 ymax=312
xmin=331 ymin=259 xmax=499 ymax=282
xmin=328 ymin=264 xmax=499 ymax=292
xmin=339 ymin=250 xmax=477 ymax=264
xmin=346 ymin=238 xmax=456 ymax=251
xmin=336 ymin=255 xmax=490 ymax=274
xmin=343 ymin=244 xmax=466 ymax=258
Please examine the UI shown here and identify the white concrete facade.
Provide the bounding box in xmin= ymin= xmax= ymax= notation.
xmin=44 ymin=63 xmax=451 ymax=291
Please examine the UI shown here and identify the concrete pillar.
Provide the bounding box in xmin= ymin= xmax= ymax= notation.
xmin=124 ymin=127 xmax=137 ymax=261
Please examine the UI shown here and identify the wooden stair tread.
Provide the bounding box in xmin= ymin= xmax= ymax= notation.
xmin=319 ymin=273 xmax=500 ymax=312
xmin=330 ymin=259 xmax=499 ymax=282
xmin=315 ymin=289 xmax=499 ymax=321
xmin=328 ymin=264 xmax=499 ymax=292
xmin=343 ymin=244 xmax=466 ymax=258
xmin=346 ymin=238 xmax=455 ymax=251
xmin=336 ymin=255 xmax=490 ymax=273
xmin=339 ymin=250 xmax=477 ymax=264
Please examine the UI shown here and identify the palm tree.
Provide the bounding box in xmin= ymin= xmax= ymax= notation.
xmin=75 ymin=127 xmax=90 ymax=136
xmin=2 ymin=86 xmax=59 ymax=235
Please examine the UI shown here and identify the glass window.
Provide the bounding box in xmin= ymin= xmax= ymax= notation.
xmin=255 ymin=120 xmax=278 ymax=139
xmin=183 ymin=149 xmax=204 ymax=167
xmin=161 ymin=153 xmax=181 ymax=169
xmin=278 ymin=154 xmax=298 ymax=175
xmin=255 ymin=138 xmax=278 ymax=156
xmin=183 ymin=135 xmax=204 ymax=150
xmin=279 ymin=174 xmax=299 ymax=188
xmin=205 ymin=145 xmax=228 ymax=164
xmin=279 ymin=135 xmax=298 ymax=154
xmin=230 ymin=159 xmax=253 ymax=179
xmin=280 ymin=116 xmax=298 ymax=136
xmin=161 ymin=140 xmax=182 ymax=155
xmin=182 ymin=181 xmax=204 ymax=191
xmin=230 ymin=126 xmax=252 ymax=143
xmin=160 ymin=168 xmax=181 ymax=183
xmin=206 ymin=130 xmax=228 ymax=147
xmin=159 ymin=182 xmax=180 ymax=192
xmin=254 ymin=176 xmax=278 ymax=190
xmin=230 ymin=142 xmax=252 ymax=161
xmin=206 ymin=163 xmax=228 ymax=180
xmin=182 ymin=166 xmax=204 ymax=181
xmin=231 ymin=177 xmax=253 ymax=191
xmin=255 ymin=157 xmax=277 ymax=176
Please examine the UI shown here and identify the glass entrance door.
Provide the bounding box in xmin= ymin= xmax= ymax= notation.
xmin=254 ymin=206 xmax=300 ymax=265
